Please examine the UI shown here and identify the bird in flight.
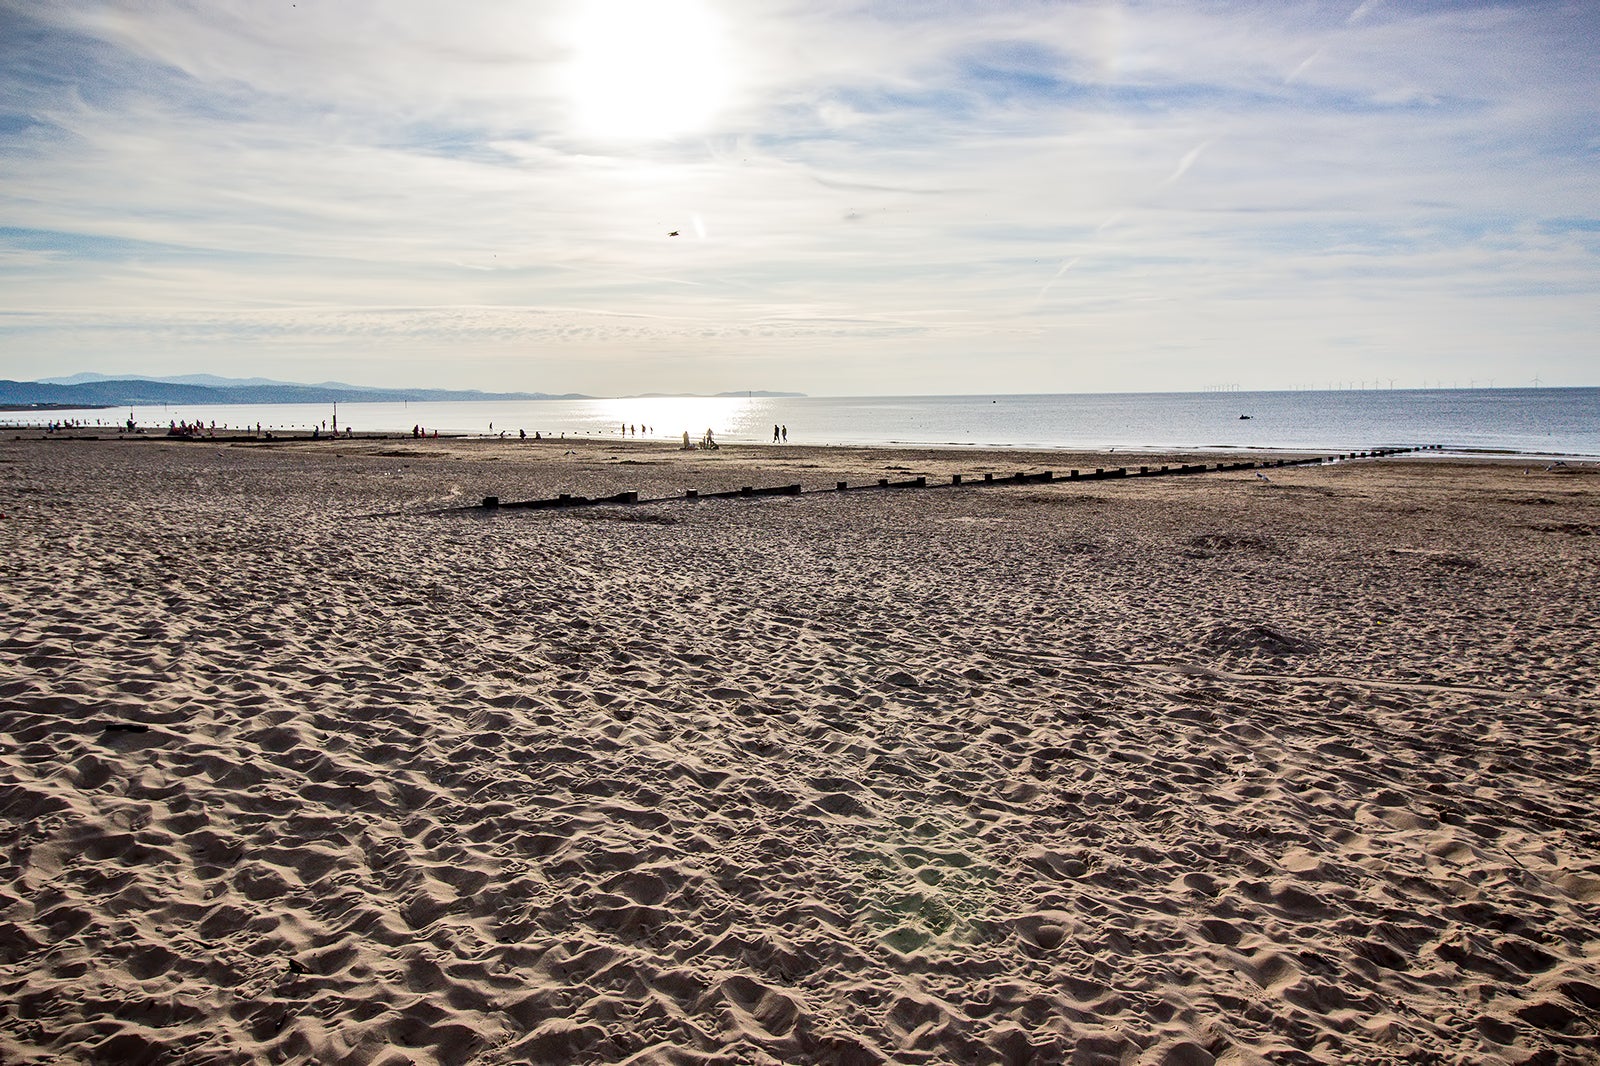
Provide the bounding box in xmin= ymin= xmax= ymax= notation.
xmin=668 ymin=230 xmax=680 ymax=237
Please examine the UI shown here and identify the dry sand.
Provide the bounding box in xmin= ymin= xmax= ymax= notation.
xmin=2 ymin=433 xmax=1598 ymax=1065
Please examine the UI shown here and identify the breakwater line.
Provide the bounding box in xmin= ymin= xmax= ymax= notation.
xmin=447 ymin=446 xmax=1437 ymax=516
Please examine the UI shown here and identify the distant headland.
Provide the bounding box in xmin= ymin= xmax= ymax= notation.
xmin=0 ymin=373 xmax=806 ymax=409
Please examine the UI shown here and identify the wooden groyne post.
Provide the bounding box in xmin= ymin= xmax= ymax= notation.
xmin=443 ymin=445 xmax=1437 ymax=517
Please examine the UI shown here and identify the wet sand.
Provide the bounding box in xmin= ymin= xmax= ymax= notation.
xmin=2 ymin=434 xmax=1598 ymax=1065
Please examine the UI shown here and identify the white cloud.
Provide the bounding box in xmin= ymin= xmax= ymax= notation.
xmin=1 ymin=0 xmax=1596 ymax=393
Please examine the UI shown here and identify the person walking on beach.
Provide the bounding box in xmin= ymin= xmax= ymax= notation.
xmin=774 ymin=424 xmax=780 ymax=442
xmin=781 ymin=425 xmax=788 ymax=442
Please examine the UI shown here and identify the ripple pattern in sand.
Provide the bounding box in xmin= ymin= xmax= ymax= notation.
xmin=2 ymin=441 xmax=1598 ymax=1065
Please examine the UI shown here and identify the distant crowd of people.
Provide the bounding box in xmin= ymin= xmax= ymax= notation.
xmin=32 ymin=415 xmax=795 ymax=446
xmin=472 ymin=423 xmax=797 ymax=448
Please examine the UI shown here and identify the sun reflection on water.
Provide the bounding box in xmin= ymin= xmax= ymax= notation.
xmin=586 ymin=395 xmax=755 ymax=441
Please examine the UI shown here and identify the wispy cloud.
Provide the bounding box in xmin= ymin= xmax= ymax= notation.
xmin=1346 ymin=0 xmax=1385 ymax=25
xmin=1 ymin=0 xmax=1596 ymax=393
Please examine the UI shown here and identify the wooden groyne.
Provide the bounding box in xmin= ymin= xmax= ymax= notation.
xmin=459 ymin=446 xmax=1439 ymax=515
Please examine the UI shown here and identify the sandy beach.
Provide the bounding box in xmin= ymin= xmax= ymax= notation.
xmin=2 ymin=432 xmax=1598 ymax=1065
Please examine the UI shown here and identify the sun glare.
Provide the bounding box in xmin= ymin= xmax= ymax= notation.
xmin=562 ymin=0 xmax=731 ymax=140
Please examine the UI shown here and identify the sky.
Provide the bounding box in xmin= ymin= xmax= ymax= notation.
xmin=1 ymin=0 xmax=1596 ymax=396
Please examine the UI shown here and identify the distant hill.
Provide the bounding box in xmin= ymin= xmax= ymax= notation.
xmin=41 ymin=372 xmax=325 ymax=389
xmin=1 ymin=376 xmax=591 ymax=407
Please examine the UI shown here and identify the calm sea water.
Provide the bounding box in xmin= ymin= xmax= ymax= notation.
xmin=12 ymin=388 xmax=1598 ymax=458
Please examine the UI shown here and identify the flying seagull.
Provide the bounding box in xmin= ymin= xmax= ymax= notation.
xmin=668 ymin=230 xmax=680 ymax=237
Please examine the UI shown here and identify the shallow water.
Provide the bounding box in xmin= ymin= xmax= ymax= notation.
xmin=11 ymin=387 xmax=1598 ymax=457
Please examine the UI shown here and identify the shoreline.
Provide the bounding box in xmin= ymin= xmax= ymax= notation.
xmin=3 ymin=437 xmax=1598 ymax=1065
xmin=11 ymin=423 xmax=1599 ymax=469
xmin=7 ymin=387 xmax=1598 ymax=460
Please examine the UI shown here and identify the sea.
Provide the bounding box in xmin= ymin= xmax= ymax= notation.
xmin=10 ymin=388 xmax=1598 ymax=460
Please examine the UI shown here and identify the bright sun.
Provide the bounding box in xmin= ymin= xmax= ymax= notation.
xmin=562 ymin=0 xmax=732 ymax=141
